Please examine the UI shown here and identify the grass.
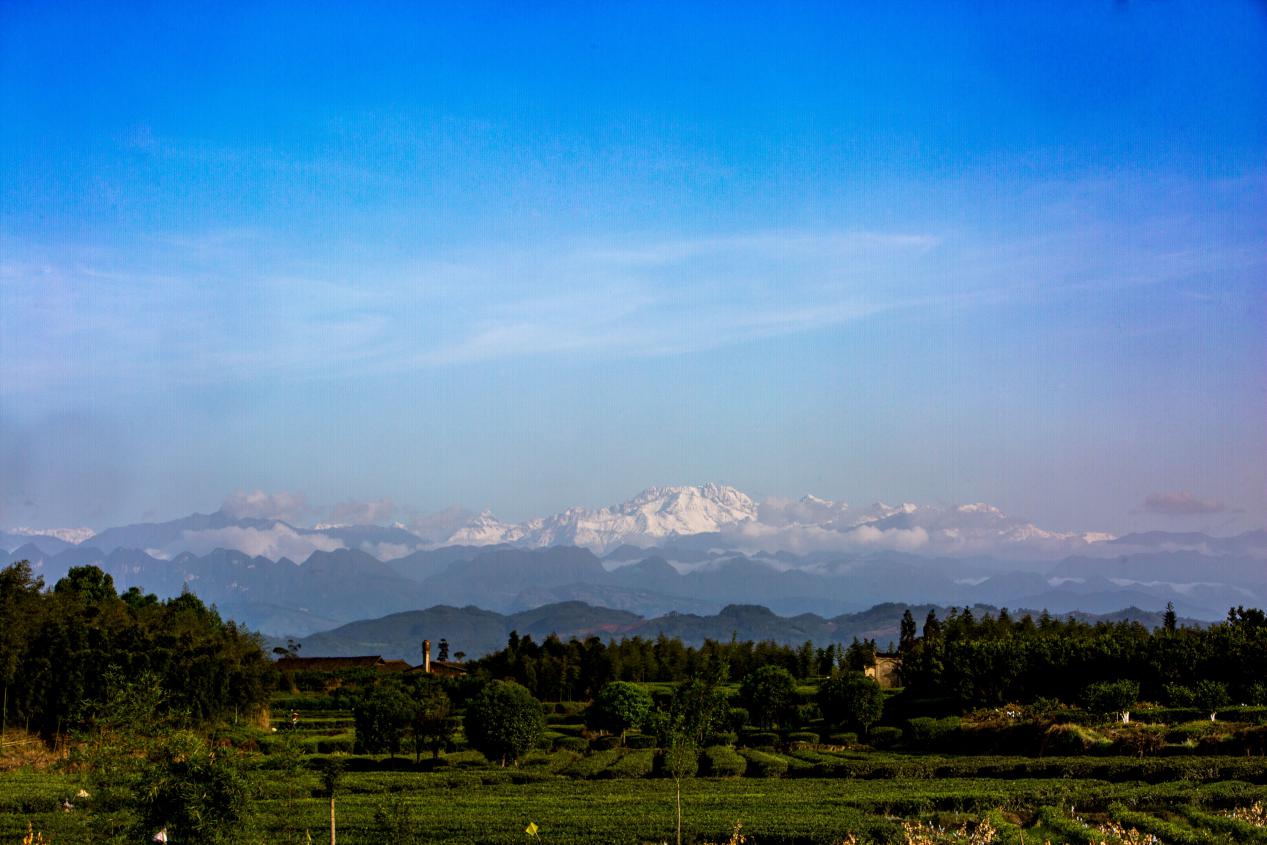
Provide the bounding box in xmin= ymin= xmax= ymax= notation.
xmin=7 ymin=691 xmax=1267 ymax=844
xmin=4 ymin=761 xmax=1267 ymax=844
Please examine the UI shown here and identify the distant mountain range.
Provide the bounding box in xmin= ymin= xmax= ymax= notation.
xmin=3 ymin=485 xmax=1263 ymax=637
xmin=6 ymin=534 xmax=1264 ymax=638
xmin=289 ymin=600 xmax=1203 ymax=663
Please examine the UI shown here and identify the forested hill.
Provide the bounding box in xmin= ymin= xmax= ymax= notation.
xmin=292 ymin=599 xmax=1199 ymax=663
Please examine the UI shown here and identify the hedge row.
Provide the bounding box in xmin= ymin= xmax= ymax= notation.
xmin=702 ymin=745 xmax=747 ymax=777
xmin=739 ymin=748 xmax=788 ymax=777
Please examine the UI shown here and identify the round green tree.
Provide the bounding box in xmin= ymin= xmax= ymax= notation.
xmin=1193 ymin=680 xmax=1229 ymax=722
xmin=463 ymin=680 xmax=545 ymax=766
xmin=1081 ymin=679 xmax=1139 ymax=724
xmin=353 ymin=683 xmax=416 ymax=756
xmin=586 ymin=681 xmax=653 ymax=742
xmin=816 ymin=672 xmax=884 ymax=734
xmin=739 ymin=665 xmax=798 ymax=729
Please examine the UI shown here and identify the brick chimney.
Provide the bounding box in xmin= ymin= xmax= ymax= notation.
xmin=422 ymin=639 xmax=431 ymax=674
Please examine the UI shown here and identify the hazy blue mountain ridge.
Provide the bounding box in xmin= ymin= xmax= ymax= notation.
xmin=288 ymin=599 xmax=1202 ymax=663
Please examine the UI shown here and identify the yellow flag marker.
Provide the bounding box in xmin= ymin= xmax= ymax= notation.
xmin=525 ymin=821 xmax=540 ymax=837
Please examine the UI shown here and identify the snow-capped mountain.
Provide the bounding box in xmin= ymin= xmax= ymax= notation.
xmin=6 ymin=526 xmax=97 ymax=545
xmin=448 ymin=483 xmax=759 ymax=550
xmin=440 ymin=484 xmax=1108 ymax=556
xmin=448 ymin=510 xmax=529 ymax=545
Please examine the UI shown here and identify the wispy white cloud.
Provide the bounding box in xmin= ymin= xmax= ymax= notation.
xmin=3 ymin=194 xmax=1263 ymax=396
xmin=221 ymin=490 xmax=313 ymax=523
xmin=329 ymin=497 xmax=398 ymax=525
xmin=1139 ymin=491 xmax=1230 ymax=517
xmin=177 ymin=524 xmax=343 ymax=560
xmin=577 ymin=231 xmax=939 ymax=267
xmin=2 ymin=227 xmax=944 ymax=389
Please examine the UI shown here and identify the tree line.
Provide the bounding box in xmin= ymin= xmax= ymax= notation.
xmin=468 ymin=603 xmax=1267 ymax=713
xmin=471 ymin=630 xmax=872 ymax=701
xmin=900 ymin=604 xmax=1267 ymax=709
xmin=347 ymin=665 xmax=886 ymax=768
xmin=0 ymin=561 xmax=274 ymax=739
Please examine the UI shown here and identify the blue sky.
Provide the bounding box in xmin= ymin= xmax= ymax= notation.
xmin=1 ymin=1 xmax=1264 ymax=533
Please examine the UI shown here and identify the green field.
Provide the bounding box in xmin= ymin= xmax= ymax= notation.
xmin=4 ymin=753 xmax=1267 ymax=844
xmin=4 ymin=687 xmax=1266 ymax=843
xmin=5 ymin=664 xmax=1267 ymax=843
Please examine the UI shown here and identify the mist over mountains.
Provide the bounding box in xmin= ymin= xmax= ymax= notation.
xmin=3 ymin=482 xmax=1263 ymax=642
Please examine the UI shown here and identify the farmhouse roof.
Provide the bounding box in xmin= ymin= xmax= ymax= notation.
xmin=378 ymin=659 xmax=413 ymax=672
xmin=275 ymin=655 xmax=388 ymax=671
xmin=407 ymin=659 xmax=468 ymax=676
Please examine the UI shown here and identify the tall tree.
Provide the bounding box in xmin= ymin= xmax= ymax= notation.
xmin=353 ymin=684 xmax=416 ymax=756
xmin=0 ymin=562 xmax=43 ymax=737
xmin=739 ymin=665 xmax=798 ymax=729
xmin=817 ymin=672 xmax=884 ymax=734
xmin=899 ymin=609 xmax=918 ymax=654
xmin=410 ymin=681 xmax=454 ymax=761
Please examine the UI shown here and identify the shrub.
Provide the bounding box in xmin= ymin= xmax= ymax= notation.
xmin=706 ymin=731 xmax=738 ymax=747
xmin=656 ymin=744 xmax=700 ymax=779
xmin=605 ymin=748 xmax=655 ymax=778
xmin=1042 ymin=723 xmax=1109 ymax=755
xmin=868 ymin=726 xmax=903 ymax=748
xmin=131 ymin=731 xmax=253 ymax=845
xmin=543 ymin=749 xmax=583 ymax=773
xmin=1229 ymin=725 xmax=1267 ymax=755
xmin=774 ymin=750 xmax=818 ymax=774
xmin=589 ymin=735 xmax=622 ymax=751
xmin=726 ymin=707 xmax=750 ymax=733
xmin=315 ymin=736 xmax=355 ymax=754
xmin=827 ymin=732 xmax=858 ymax=746
xmin=739 ymin=748 xmax=788 ymax=777
xmin=797 ymin=703 xmax=822 ymax=724
xmin=553 ymin=736 xmax=589 ymax=753
xmin=1166 ymin=721 xmax=1220 ymax=744
xmin=1165 ymin=683 xmax=1196 ymax=706
xmin=1246 ymin=682 xmax=1267 ymax=706
xmin=440 ymin=750 xmax=486 ymax=768
xmin=742 ymin=731 xmax=780 ymax=749
xmin=786 ymin=731 xmax=820 ymax=745
xmin=905 ymin=716 xmax=960 ymax=749
xmin=553 ymin=701 xmax=588 ymax=717
xmin=703 ymin=745 xmax=747 ymax=777
xmin=1114 ymin=724 xmax=1167 ymax=758
xmin=624 ymin=733 xmax=657 ymax=749
xmin=564 ymin=748 xmax=625 ymax=778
